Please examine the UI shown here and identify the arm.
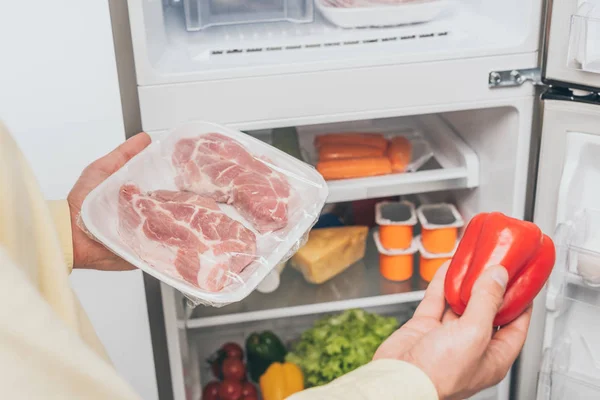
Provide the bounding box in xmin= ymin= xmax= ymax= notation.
xmin=47 ymin=200 xmax=74 ymax=272
xmin=290 ymin=263 xmax=531 ymax=400
xmin=289 ymin=359 xmax=438 ymax=400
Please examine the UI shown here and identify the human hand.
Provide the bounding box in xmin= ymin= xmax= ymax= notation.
xmin=67 ymin=132 xmax=152 ymax=271
xmin=374 ymin=263 xmax=532 ymax=400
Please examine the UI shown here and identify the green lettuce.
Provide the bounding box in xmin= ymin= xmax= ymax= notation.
xmin=286 ymin=309 xmax=399 ymax=387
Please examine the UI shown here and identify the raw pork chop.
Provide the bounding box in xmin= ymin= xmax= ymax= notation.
xmin=172 ymin=133 xmax=291 ymax=233
xmin=118 ymin=184 xmax=257 ymax=292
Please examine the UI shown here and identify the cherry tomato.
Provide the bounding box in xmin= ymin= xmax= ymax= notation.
xmin=222 ymin=358 xmax=246 ymax=381
xmin=242 ymin=396 xmax=258 ymax=400
xmin=202 ymin=381 xmax=220 ymax=400
xmin=221 ymin=342 xmax=244 ymax=359
xmin=241 ymin=382 xmax=258 ymax=397
xmin=219 ymin=380 xmax=243 ymax=400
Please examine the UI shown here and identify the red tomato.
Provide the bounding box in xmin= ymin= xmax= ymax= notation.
xmin=241 ymin=382 xmax=258 ymax=397
xmin=202 ymin=381 xmax=220 ymax=400
xmin=222 ymin=358 xmax=246 ymax=381
xmin=219 ymin=380 xmax=243 ymax=400
xmin=242 ymin=396 xmax=258 ymax=400
xmin=221 ymin=342 xmax=244 ymax=359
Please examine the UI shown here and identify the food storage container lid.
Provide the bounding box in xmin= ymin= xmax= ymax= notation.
xmin=416 ymin=235 xmax=457 ymax=258
xmin=374 ymin=230 xmax=418 ymax=256
xmin=376 ymin=201 xmax=417 ymax=226
xmin=417 ymin=203 xmax=465 ymax=230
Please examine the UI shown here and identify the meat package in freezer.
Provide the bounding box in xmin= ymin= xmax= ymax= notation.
xmin=80 ymin=121 xmax=328 ymax=306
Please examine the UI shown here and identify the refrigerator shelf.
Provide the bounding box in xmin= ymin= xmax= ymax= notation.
xmin=297 ymin=115 xmax=479 ymax=203
xmin=186 ymin=229 xmax=426 ymax=329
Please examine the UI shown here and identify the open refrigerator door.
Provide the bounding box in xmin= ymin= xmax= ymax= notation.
xmin=517 ymin=97 xmax=600 ymax=399
xmin=537 ymin=209 xmax=600 ymax=399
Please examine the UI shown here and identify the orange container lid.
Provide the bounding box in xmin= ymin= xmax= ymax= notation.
xmin=416 ymin=203 xmax=464 ymax=231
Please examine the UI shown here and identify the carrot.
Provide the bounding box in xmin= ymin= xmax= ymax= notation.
xmin=387 ymin=136 xmax=412 ymax=173
xmin=318 ymin=144 xmax=385 ymax=161
xmin=316 ymin=157 xmax=392 ymax=180
xmin=314 ymin=133 xmax=388 ymax=151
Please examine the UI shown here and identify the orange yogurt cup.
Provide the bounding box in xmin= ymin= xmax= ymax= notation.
xmin=375 ymin=201 xmax=417 ymax=250
xmin=416 ymin=235 xmax=458 ymax=282
xmin=374 ymin=231 xmax=417 ymax=282
xmin=417 ymin=203 xmax=464 ymax=254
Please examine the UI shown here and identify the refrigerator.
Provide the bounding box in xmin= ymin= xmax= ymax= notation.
xmin=100 ymin=0 xmax=600 ymax=398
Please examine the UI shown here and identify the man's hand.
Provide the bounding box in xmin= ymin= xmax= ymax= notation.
xmin=67 ymin=132 xmax=151 ymax=270
xmin=374 ymin=263 xmax=532 ymax=400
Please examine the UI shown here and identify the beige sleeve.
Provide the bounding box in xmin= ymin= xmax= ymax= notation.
xmin=47 ymin=200 xmax=74 ymax=273
xmin=288 ymin=359 xmax=439 ymax=400
xmin=0 ymin=122 xmax=140 ymax=399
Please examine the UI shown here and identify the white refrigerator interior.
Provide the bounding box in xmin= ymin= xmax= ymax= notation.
xmin=0 ymin=1 xmax=158 ymax=399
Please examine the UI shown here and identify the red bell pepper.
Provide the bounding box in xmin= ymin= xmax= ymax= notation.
xmin=444 ymin=212 xmax=556 ymax=326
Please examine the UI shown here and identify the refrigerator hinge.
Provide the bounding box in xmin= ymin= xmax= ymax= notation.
xmin=488 ymin=68 xmax=544 ymax=88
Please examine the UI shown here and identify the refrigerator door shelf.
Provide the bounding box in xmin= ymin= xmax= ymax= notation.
xmin=537 ymin=297 xmax=600 ymax=399
xmin=546 ymin=210 xmax=600 ymax=311
xmin=567 ymin=13 xmax=600 ymax=75
xmin=544 ymin=0 xmax=600 ymax=90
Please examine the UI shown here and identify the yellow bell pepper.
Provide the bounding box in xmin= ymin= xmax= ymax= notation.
xmin=259 ymin=362 xmax=304 ymax=400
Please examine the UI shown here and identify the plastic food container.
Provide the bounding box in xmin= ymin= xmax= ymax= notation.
xmin=417 ymin=235 xmax=456 ymax=282
xmin=376 ymin=201 xmax=417 ymax=250
xmin=316 ymin=0 xmax=449 ymax=29
xmin=255 ymin=261 xmax=288 ymax=294
xmin=374 ymin=231 xmax=417 ymax=282
xmin=417 ymin=203 xmax=464 ymax=254
xmin=183 ymin=0 xmax=314 ymax=31
xmin=80 ymin=121 xmax=328 ymax=306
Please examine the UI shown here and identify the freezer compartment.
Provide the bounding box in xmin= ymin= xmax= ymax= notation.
xmin=128 ymin=0 xmax=542 ymax=83
xmin=183 ymin=0 xmax=314 ymax=31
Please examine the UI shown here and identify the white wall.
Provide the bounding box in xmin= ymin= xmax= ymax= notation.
xmin=0 ymin=1 xmax=158 ymax=399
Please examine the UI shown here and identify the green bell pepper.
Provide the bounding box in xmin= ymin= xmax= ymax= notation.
xmin=245 ymin=331 xmax=287 ymax=382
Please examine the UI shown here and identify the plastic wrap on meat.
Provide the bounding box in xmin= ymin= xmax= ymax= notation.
xmin=321 ymin=0 xmax=434 ymax=7
xmin=172 ymin=133 xmax=291 ymax=233
xmin=118 ymin=184 xmax=257 ymax=292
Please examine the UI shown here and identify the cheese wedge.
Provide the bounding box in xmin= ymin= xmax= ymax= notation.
xmin=291 ymin=226 xmax=369 ymax=284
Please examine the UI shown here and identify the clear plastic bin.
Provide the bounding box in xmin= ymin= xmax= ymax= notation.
xmin=183 ymin=0 xmax=314 ymax=31
xmin=316 ymin=0 xmax=449 ymax=29
xmin=537 ymin=299 xmax=600 ymax=399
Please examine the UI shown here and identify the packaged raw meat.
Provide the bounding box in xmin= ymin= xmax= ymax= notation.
xmin=302 ymin=127 xmax=433 ymax=182
xmin=317 ymin=0 xmax=449 ymax=29
xmin=80 ymin=121 xmax=328 ymax=306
